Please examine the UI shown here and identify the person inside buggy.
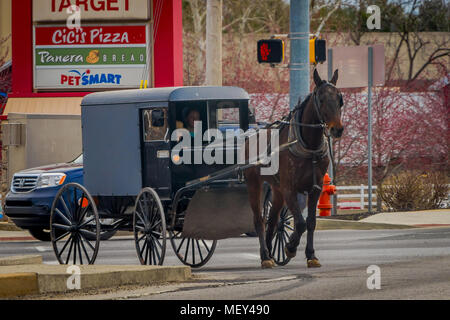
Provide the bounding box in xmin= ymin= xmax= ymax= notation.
xmin=176 ymin=107 xmax=201 ymax=137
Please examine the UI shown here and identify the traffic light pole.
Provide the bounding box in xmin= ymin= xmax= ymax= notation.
xmin=289 ymin=0 xmax=310 ymax=110
xmin=290 ymin=0 xmax=310 ymax=215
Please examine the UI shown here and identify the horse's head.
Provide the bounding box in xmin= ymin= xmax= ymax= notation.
xmin=313 ymin=69 xmax=344 ymax=139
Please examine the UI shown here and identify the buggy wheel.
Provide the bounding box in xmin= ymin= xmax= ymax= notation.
xmin=50 ymin=183 xmax=100 ymax=265
xmin=264 ymin=190 xmax=294 ymax=266
xmin=133 ymin=188 xmax=166 ymax=265
xmin=169 ymin=231 xmax=217 ymax=268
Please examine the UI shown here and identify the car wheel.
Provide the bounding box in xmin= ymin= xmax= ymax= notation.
xmin=28 ymin=228 xmax=54 ymax=242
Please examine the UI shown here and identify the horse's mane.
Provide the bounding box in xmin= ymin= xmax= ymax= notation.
xmin=293 ymin=93 xmax=312 ymax=114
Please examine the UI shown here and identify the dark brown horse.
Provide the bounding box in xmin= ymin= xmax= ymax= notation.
xmin=244 ymin=69 xmax=344 ymax=268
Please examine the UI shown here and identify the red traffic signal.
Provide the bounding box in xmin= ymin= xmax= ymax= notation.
xmin=257 ymin=39 xmax=284 ymax=64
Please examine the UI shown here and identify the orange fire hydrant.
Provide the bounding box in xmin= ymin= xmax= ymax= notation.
xmin=317 ymin=173 xmax=336 ymax=216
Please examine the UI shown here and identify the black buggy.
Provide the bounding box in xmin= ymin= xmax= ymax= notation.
xmin=49 ymin=86 xmax=294 ymax=268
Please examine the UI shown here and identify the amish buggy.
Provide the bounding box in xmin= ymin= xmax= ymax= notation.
xmin=49 ymin=69 xmax=344 ymax=269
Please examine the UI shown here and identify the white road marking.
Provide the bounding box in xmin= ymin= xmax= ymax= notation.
xmin=35 ymin=246 xmax=51 ymax=252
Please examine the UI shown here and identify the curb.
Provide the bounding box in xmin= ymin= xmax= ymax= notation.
xmin=0 ymin=264 xmax=191 ymax=298
xmin=316 ymin=219 xmax=415 ymax=230
xmin=0 ymin=273 xmax=39 ymax=298
xmin=0 ymin=255 xmax=43 ymax=266
xmin=0 ymin=222 xmax=22 ymax=232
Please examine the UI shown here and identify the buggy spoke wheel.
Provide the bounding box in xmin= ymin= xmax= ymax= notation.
xmin=264 ymin=189 xmax=294 ymax=266
xmin=270 ymin=207 xmax=293 ymax=266
xmin=133 ymin=188 xmax=166 ymax=265
xmin=50 ymin=183 xmax=100 ymax=265
xmin=169 ymin=230 xmax=217 ymax=268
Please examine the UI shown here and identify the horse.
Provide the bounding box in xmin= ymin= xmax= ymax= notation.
xmin=244 ymin=69 xmax=344 ymax=268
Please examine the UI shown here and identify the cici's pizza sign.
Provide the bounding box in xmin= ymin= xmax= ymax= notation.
xmin=33 ymin=24 xmax=150 ymax=90
xmin=35 ymin=25 xmax=146 ymax=45
xmin=33 ymin=0 xmax=151 ymax=21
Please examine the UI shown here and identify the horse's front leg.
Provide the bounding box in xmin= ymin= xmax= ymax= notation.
xmin=305 ymin=190 xmax=321 ymax=268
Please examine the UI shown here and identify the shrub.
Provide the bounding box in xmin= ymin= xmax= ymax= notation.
xmin=378 ymin=171 xmax=449 ymax=211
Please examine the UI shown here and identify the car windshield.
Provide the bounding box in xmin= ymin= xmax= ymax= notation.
xmin=71 ymin=154 xmax=83 ymax=164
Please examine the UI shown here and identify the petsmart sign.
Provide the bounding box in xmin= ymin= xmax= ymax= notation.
xmin=33 ymin=24 xmax=150 ymax=90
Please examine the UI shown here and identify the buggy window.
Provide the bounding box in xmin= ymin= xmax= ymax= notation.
xmin=143 ymin=108 xmax=167 ymax=142
xmin=209 ymin=101 xmax=240 ymax=129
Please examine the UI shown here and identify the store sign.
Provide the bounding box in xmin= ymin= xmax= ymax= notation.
xmin=34 ymin=24 xmax=150 ymax=90
xmin=33 ymin=0 xmax=151 ymax=22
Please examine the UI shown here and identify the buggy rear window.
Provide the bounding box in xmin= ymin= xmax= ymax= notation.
xmin=143 ymin=108 xmax=168 ymax=142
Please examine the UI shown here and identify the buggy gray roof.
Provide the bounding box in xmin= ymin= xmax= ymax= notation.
xmin=81 ymin=86 xmax=249 ymax=106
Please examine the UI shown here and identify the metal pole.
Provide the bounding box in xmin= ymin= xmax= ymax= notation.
xmin=206 ymin=0 xmax=222 ymax=86
xmin=327 ymin=48 xmax=337 ymax=216
xmin=291 ymin=0 xmax=309 ymax=216
xmin=368 ymin=47 xmax=373 ymax=213
xmin=289 ymin=0 xmax=309 ymax=110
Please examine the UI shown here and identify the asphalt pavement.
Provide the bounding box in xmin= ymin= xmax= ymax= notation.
xmin=0 ymin=209 xmax=449 ymax=299
xmin=0 ymin=226 xmax=447 ymax=299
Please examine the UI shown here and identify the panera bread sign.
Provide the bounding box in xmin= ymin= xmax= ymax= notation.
xmin=33 ymin=24 xmax=150 ymax=90
xmin=33 ymin=0 xmax=151 ymax=21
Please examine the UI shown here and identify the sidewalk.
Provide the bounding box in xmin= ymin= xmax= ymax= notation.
xmin=0 ymin=230 xmax=35 ymax=242
xmin=0 ymin=222 xmax=35 ymax=241
xmin=360 ymin=209 xmax=450 ymax=227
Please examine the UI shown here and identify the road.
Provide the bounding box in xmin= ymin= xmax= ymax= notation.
xmin=1 ymin=227 xmax=449 ymax=299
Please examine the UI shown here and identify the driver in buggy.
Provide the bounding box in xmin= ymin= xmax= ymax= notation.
xmin=177 ymin=107 xmax=201 ymax=137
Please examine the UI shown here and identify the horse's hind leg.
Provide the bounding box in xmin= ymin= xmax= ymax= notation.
xmin=305 ymin=191 xmax=321 ymax=268
xmin=284 ymin=192 xmax=307 ymax=259
xmin=245 ymin=174 xmax=275 ymax=268
xmin=265 ymin=186 xmax=284 ymax=258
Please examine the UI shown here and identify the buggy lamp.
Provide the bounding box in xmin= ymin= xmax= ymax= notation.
xmin=172 ymin=154 xmax=181 ymax=164
xmin=36 ymin=173 xmax=66 ymax=189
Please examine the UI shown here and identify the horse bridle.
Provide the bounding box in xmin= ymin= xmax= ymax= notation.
xmin=285 ymin=81 xmax=338 ymax=137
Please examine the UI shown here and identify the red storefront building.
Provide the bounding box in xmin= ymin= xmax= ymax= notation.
xmin=4 ymin=0 xmax=183 ymax=115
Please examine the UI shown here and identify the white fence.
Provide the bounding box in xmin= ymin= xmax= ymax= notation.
xmin=336 ymin=185 xmax=378 ymax=210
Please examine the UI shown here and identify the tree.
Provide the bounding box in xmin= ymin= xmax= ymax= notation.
xmin=384 ymin=0 xmax=450 ymax=82
xmin=418 ymin=0 xmax=450 ymax=32
xmin=332 ymin=81 xmax=448 ymax=210
xmin=183 ymin=0 xmax=291 ymax=85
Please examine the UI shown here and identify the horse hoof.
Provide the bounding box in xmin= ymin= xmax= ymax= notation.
xmin=284 ymin=247 xmax=296 ymax=259
xmin=307 ymin=258 xmax=321 ymax=268
xmin=261 ymin=259 xmax=275 ymax=269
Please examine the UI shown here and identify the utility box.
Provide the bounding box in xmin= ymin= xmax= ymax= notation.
xmin=1 ymin=113 xmax=82 ymax=189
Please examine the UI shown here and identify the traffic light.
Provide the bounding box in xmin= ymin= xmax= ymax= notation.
xmin=309 ymin=38 xmax=326 ymax=64
xmin=257 ymin=39 xmax=285 ymax=64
